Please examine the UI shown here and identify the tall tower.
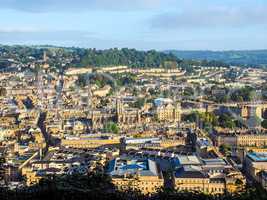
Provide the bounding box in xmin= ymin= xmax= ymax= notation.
xmin=55 ymin=73 xmax=64 ymax=120
xmin=37 ymin=70 xmax=44 ymax=110
xmin=116 ymin=98 xmax=124 ymax=114
xmin=87 ymin=84 xmax=92 ymax=111
xmin=43 ymin=51 xmax=48 ymax=63
xmin=174 ymin=102 xmax=181 ymax=122
xmin=116 ymin=98 xmax=124 ymax=124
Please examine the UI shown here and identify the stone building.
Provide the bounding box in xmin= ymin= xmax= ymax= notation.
xmin=156 ymin=103 xmax=181 ymax=122
xmin=107 ymin=157 xmax=164 ymax=194
xmin=116 ymin=99 xmax=141 ymax=128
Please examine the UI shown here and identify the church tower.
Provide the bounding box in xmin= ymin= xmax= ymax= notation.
xmin=116 ymin=98 xmax=124 ymax=123
xmin=116 ymin=98 xmax=124 ymax=114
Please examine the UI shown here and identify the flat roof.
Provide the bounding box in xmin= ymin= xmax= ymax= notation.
xmin=202 ymin=158 xmax=226 ymax=166
xmin=107 ymin=157 xmax=159 ymax=177
xmin=197 ymin=138 xmax=212 ymax=147
xmin=176 ymin=155 xmax=202 ymax=166
xmin=247 ymin=152 xmax=267 ymax=162
xmin=124 ymin=137 xmax=160 ymax=144
xmin=175 ymin=165 xmax=208 ymax=179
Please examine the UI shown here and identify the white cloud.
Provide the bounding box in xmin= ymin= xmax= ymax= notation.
xmin=0 ymin=0 xmax=169 ymax=12
xmin=151 ymin=5 xmax=267 ymax=29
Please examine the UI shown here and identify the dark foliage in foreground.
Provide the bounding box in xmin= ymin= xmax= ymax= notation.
xmin=0 ymin=173 xmax=267 ymax=200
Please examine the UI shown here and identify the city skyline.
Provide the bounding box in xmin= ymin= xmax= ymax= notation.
xmin=0 ymin=0 xmax=267 ymax=50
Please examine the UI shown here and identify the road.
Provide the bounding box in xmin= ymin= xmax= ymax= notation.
xmin=37 ymin=111 xmax=49 ymax=152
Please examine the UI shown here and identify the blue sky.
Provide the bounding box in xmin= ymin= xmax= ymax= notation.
xmin=0 ymin=0 xmax=267 ymax=50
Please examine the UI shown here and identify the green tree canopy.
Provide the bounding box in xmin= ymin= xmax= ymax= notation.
xmin=104 ymin=121 xmax=120 ymax=134
xmin=261 ymin=119 xmax=267 ymax=129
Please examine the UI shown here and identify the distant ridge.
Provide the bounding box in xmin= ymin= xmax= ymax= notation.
xmin=166 ymin=50 xmax=267 ymax=67
xmin=0 ymin=45 xmax=229 ymax=69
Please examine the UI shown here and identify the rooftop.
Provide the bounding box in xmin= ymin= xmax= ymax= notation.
xmin=247 ymin=152 xmax=267 ymax=162
xmin=124 ymin=137 xmax=160 ymax=144
xmin=196 ymin=138 xmax=212 ymax=148
xmin=175 ymin=165 xmax=208 ymax=179
xmin=175 ymin=155 xmax=202 ymax=166
xmin=202 ymin=158 xmax=227 ymax=166
xmin=107 ymin=157 xmax=160 ymax=177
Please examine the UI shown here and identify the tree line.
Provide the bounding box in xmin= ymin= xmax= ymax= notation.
xmin=0 ymin=173 xmax=266 ymax=200
xmin=0 ymin=45 xmax=230 ymax=70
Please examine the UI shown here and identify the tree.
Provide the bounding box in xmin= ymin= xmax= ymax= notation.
xmin=219 ymin=144 xmax=232 ymax=156
xmin=134 ymin=98 xmax=145 ymax=109
xmin=218 ymin=114 xmax=236 ymax=129
xmin=247 ymin=116 xmax=262 ymax=128
xmin=183 ymin=87 xmax=194 ymax=97
xmin=104 ymin=121 xmax=119 ymax=134
xmin=0 ymin=87 xmax=6 ymax=96
xmin=182 ymin=112 xmax=198 ymax=123
xmin=77 ymin=48 xmax=180 ymax=68
xmin=230 ymin=86 xmax=256 ymax=102
xmin=262 ymin=119 xmax=267 ymax=129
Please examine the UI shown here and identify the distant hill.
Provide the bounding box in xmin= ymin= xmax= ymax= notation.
xmin=166 ymin=50 xmax=267 ymax=67
xmin=0 ymin=45 xmax=230 ymax=69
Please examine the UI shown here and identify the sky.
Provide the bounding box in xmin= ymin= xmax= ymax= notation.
xmin=0 ymin=0 xmax=267 ymax=50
